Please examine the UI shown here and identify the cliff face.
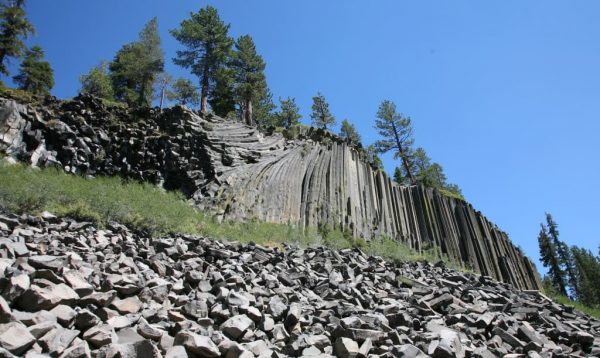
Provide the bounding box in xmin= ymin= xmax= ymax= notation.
xmin=0 ymin=94 xmax=541 ymax=290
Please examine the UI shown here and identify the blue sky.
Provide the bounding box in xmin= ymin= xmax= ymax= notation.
xmin=9 ymin=1 xmax=600 ymax=271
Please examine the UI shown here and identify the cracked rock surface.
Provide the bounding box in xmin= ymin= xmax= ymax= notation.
xmin=0 ymin=212 xmax=598 ymax=357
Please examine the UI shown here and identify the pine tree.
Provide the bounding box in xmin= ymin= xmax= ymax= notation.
xmin=253 ymin=88 xmax=276 ymax=128
xmin=79 ymin=61 xmax=114 ymax=100
xmin=171 ymin=5 xmax=233 ymax=113
xmin=374 ymin=100 xmax=415 ymax=184
xmin=170 ymin=78 xmax=200 ymax=107
xmin=110 ymin=17 xmax=164 ymax=106
xmin=570 ymin=246 xmax=600 ymax=307
xmin=538 ymin=222 xmax=567 ymax=296
xmin=339 ymin=119 xmax=361 ymax=146
xmin=393 ymin=167 xmax=404 ymax=185
xmin=209 ymin=66 xmax=236 ymax=118
xmin=365 ymin=145 xmax=383 ymax=170
xmin=310 ymin=92 xmax=335 ymax=130
xmin=546 ymin=213 xmax=578 ymax=299
xmin=13 ymin=45 xmax=53 ymax=96
xmin=230 ymin=35 xmax=267 ymax=126
xmin=275 ymin=97 xmax=301 ymax=129
xmin=0 ymin=0 xmax=34 ymax=76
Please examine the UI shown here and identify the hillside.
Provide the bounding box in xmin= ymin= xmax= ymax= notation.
xmin=0 ymin=93 xmax=539 ymax=291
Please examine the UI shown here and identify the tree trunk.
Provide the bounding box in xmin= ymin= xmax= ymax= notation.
xmin=245 ymin=98 xmax=253 ymax=126
xmin=159 ymin=86 xmax=165 ymax=111
xmin=200 ymin=69 xmax=209 ymax=114
xmin=391 ymin=122 xmax=415 ymax=184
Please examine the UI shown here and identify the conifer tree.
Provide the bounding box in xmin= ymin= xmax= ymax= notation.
xmin=253 ymin=88 xmax=276 ymax=128
xmin=171 ymin=5 xmax=233 ymax=113
xmin=110 ymin=17 xmax=164 ymax=106
xmin=209 ymin=67 xmax=236 ymax=118
xmin=538 ymin=222 xmax=567 ymax=296
xmin=13 ymin=45 xmax=53 ymax=95
xmin=365 ymin=145 xmax=383 ymax=170
xmin=79 ymin=61 xmax=113 ymax=100
xmin=571 ymin=246 xmax=600 ymax=307
xmin=275 ymin=97 xmax=301 ymax=129
xmin=374 ymin=100 xmax=415 ymax=184
xmin=170 ymin=78 xmax=200 ymax=107
xmin=0 ymin=0 xmax=34 ymax=76
xmin=310 ymin=92 xmax=335 ymax=130
xmin=154 ymin=72 xmax=173 ymax=110
xmin=393 ymin=167 xmax=404 ymax=185
xmin=339 ymin=119 xmax=361 ymax=146
xmin=230 ymin=35 xmax=267 ymax=126
xmin=546 ymin=213 xmax=578 ymax=299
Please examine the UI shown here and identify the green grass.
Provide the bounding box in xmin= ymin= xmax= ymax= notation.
xmin=544 ymin=292 xmax=600 ymax=320
xmin=0 ymin=160 xmax=471 ymax=270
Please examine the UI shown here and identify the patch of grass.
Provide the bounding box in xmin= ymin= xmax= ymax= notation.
xmin=0 ymin=160 xmax=475 ymax=274
xmin=438 ymin=188 xmax=465 ymax=201
xmin=544 ymin=292 xmax=600 ymax=320
xmin=0 ymin=86 xmax=40 ymax=104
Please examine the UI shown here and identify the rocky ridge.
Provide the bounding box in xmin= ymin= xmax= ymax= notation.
xmin=0 ymin=212 xmax=599 ymax=358
xmin=0 ymin=94 xmax=539 ymax=290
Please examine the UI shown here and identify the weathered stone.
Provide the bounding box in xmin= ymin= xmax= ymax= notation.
xmin=38 ymin=327 xmax=80 ymax=356
xmin=0 ymin=322 xmax=36 ymax=355
xmin=221 ymin=315 xmax=255 ymax=340
xmin=110 ymin=296 xmax=143 ymax=314
xmin=57 ymin=340 xmax=91 ymax=358
xmin=173 ymin=331 xmax=220 ymax=357
xmin=18 ymin=284 xmax=79 ymax=311
xmin=334 ymin=337 xmax=360 ymax=358
xmin=82 ymin=325 xmax=117 ymax=348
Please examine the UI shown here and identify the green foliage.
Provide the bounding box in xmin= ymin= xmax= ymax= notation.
xmin=0 ymin=0 xmax=34 ymax=76
xmin=570 ymin=246 xmax=600 ymax=308
xmin=79 ymin=61 xmax=114 ymax=100
xmin=171 ymin=5 xmax=233 ymax=113
xmin=170 ymin=77 xmax=200 ymax=107
xmin=365 ymin=144 xmax=383 ymax=170
xmin=253 ymin=88 xmax=276 ymax=128
xmin=209 ymin=66 xmax=236 ymax=117
xmin=542 ymin=276 xmax=600 ymax=320
xmin=231 ymin=35 xmax=267 ymax=126
xmin=393 ymin=167 xmax=404 ymax=185
xmin=374 ymin=99 xmax=414 ymax=182
xmin=310 ymin=92 xmax=335 ymax=130
xmin=12 ymin=45 xmax=53 ymax=96
xmin=538 ymin=221 xmax=567 ymax=296
xmin=110 ymin=17 xmax=164 ymax=107
xmin=339 ymin=119 xmax=361 ymax=147
xmin=275 ymin=97 xmax=301 ymax=129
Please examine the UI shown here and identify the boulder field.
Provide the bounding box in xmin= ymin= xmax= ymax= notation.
xmin=0 ymin=212 xmax=599 ymax=357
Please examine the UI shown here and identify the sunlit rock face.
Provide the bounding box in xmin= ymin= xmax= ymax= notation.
xmin=0 ymin=94 xmax=541 ymax=290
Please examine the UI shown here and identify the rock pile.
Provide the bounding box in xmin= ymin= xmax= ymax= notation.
xmin=0 ymin=212 xmax=598 ymax=357
xmin=0 ymin=95 xmax=540 ymax=290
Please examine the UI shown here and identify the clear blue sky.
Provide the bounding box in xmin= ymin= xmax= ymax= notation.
xmin=9 ymin=1 xmax=600 ymax=272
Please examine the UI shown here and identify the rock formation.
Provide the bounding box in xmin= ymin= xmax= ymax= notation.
xmin=0 ymin=94 xmax=540 ymax=290
xmin=0 ymin=212 xmax=598 ymax=357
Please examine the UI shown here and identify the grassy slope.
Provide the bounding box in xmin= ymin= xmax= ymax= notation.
xmin=0 ymin=161 xmax=445 ymax=263
xmin=2 ymin=161 xmax=599 ymax=320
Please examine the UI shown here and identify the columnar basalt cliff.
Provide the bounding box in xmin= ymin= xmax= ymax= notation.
xmin=0 ymin=94 xmax=541 ymax=290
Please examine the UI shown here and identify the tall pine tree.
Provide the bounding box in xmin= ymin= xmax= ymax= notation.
xmin=538 ymin=222 xmax=567 ymax=296
xmin=0 ymin=0 xmax=34 ymax=76
xmin=374 ymin=100 xmax=415 ymax=183
xmin=570 ymin=246 xmax=600 ymax=307
xmin=546 ymin=213 xmax=578 ymax=299
xmin=231 ymin=35 xmax=267 ymax=126
xmin=339 ymin=119 xmax=361 ymax=146
xmin=275 ymin=97 xmax=301 ymax=128
xmin=310 ymin=92 xmax=335 ymax=130
xmin=79 ymin=61 xmax=114 ymax=100
xmin=171 ymin=5 xmax=233 ymax=113
xmin=110 ymin=17 xmax=164 ymax=106
xmin=13 ymin=45 xmax=53 ymax=96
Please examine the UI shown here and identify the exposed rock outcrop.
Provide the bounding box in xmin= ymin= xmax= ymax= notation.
xmin=0 ymin=212 xmax=598 ymax=357
xmin=0 ymin=95 xmax=540 ymax=290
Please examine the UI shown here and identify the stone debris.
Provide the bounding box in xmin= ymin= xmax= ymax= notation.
xmin=0 ymin=94 xmax=539 ymax=290
xmin=0 ymin=213 xmax=598 ymax=357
